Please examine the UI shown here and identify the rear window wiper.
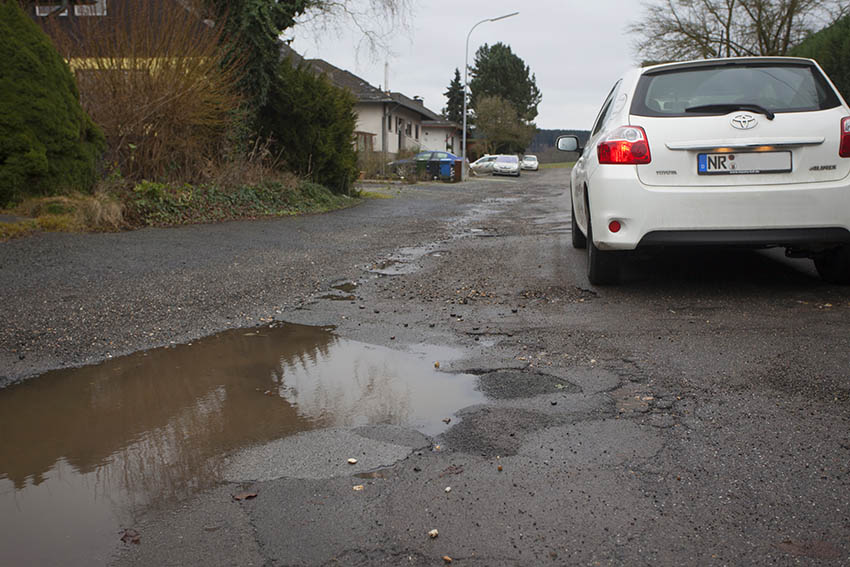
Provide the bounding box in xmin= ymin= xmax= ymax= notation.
xmin=684 ymin=103 xmax=775 ymax=120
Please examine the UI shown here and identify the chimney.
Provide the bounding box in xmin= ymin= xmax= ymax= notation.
xmin=413 ymin=96 xmax=424 ymax=105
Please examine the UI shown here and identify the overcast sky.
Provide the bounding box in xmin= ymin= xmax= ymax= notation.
xmin=288 ymin=0 xmax=646 ymax=130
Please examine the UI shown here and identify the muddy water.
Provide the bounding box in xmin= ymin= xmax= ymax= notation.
xmin=0 ymin=323 xmax=482 ymax=566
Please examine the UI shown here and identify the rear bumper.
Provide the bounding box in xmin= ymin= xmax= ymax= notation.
xmin=638 ymin=227 xmax=850 ymax=248
xmin=588 ymin=166 xmax=850 ymax=251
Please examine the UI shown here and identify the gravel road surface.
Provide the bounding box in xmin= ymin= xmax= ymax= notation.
xmin=2 ymin=169 xmax=849 ymax=566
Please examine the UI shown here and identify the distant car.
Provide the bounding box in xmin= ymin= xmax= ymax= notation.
xmin=470 ymin=155 xmax=498 ymax=175
xmin=492 ymin=155 xmax=521 ymax=177
xmin=521 ymin=155 xmax=539 ymax=171
xmin=388 ymin=151 xmax=460 ymax=178
xmin=558 ymin=56 xmax=850 ymax=285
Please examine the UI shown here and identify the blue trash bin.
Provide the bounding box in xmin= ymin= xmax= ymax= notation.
xmin=439 ymin=160 xmax=452 ymax=179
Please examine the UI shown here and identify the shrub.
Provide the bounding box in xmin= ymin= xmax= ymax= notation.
xmin=0 ymin=0 xmax=104 ymax=207
xmin=260 ymin=59 xmax=359 ymax=194
xmin=41 ymin=0 xmax=244 ymax=183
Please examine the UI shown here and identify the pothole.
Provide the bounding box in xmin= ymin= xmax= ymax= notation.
xmin=0 ymin=322 xmax=484 ymax=566
xmin=475 ymin=370 xmax=581 ymax=399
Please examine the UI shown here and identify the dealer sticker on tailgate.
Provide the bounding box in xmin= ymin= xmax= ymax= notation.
xmin=698 ymin=151 xmax=791 ymax=175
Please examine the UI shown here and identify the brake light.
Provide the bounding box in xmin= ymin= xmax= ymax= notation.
xmin=841 ymin=117 xmax=850 ymax=158
xmin=598 ymin=126 xmax=651 ymax=164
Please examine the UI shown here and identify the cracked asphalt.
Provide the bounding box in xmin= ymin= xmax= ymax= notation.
xmin=2 ymin=168 xmax=850 ymax=566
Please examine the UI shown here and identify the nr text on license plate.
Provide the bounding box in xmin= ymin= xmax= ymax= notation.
xmin=698 ymin=151 xmax=791 ymax=175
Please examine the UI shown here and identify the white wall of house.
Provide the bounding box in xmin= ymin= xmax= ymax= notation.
xmin=353 ymin=102 xmax=429 ymax=159
xmin=387 ymin=106 xmax=423 ymax=155
xmin=421 ymin=126 xmax=460 ymax=153
xmin=354 ymin=103 xmax=383 ymax=138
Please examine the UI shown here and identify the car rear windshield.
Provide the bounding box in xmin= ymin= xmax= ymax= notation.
xmin=631 ymin=62 xmax=841 ymax=117
xmin=497 ymin=155 xmax=518 ymax=163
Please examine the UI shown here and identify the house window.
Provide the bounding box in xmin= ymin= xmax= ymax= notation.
xmin=35 ymin=5 xmax=68 ymax=16
xmin=397 ymin=117 xmax=403 ymax=132
xmin=387 ymin=115 xmax=392 ymax=132
xmin=75 ymin=0 xmax=107 ymax=16
xmin=415 ymin=124 xmax=419 ymax=139
xmin=355 ymin=132 xmax=374 ymax=152
xmin=406 ymin=122 xmax=412 ymax=137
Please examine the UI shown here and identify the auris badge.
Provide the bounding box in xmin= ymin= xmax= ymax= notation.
xmin=731 ymin=114 xmax=757 ymax=130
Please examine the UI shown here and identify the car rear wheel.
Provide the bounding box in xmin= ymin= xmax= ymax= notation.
xmin=814 ymin=245 xmax=850 ymax=284
xmin=571 ymin=199 xmax=586 ymax=249
xmin=586 ymin=207 xmax=620 ymax=285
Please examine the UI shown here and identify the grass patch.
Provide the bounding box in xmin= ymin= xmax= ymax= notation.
xmin=0 ymin=219 xmax=38 ymax=241
xmin=1 ymin=178 xmax=358 ymax=240
xmin=540 ymin=162 xmax=575 ymax=169
xmin=126 ymin=179 xmax=356 ymax=227
xmin=359 ymin=190 xmax=395 ymax=199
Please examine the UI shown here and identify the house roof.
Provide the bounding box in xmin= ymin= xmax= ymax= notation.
xmin=306 ymin=59 xmax=392 ymax=103
xmin=306 ymin=59 xmax=449 ymax=121
xmin=389 ymin=92 xmax=441 ymax=120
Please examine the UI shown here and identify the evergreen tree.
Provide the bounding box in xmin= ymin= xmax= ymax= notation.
xmin=468 ymin=42 xmax=541 ymax=122
xmin=442 ymin=68 xmax=464 ymax=124
xmin=790 ymin=15 xmax=850 ymax=102
xmin=0 ymin=0 xmax=104 ymax=206
xmin=260 ymin=58 xmax=358 ymax=193
xmin=205 ymin=0 xmax=312 ymax=122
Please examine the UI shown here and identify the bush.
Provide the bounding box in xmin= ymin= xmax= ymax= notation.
xmin=790 ymin=15 xmax=850 ymax=102
xmin=41 ymin=0 xmax=244 ymax=183
xmin=0 ymin=0 xmax=104 ymax=207
xmin=260 ymin=59 xmax=359 ymax=194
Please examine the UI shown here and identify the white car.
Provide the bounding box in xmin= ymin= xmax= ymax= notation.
xmin=558 ymin=56 xmax=850 ymax=285
xmin=470 ymin=155 xmax=497 ymax=175
xmin=492 ymin=155 xmax=521 ymax=177
xmin=521 ymin=155 xmax=539 ymax=171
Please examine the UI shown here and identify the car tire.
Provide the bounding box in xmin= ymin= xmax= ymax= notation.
xmin=571 ymin=199 xmax=586 ymax=249
xmin=814 ymin=245 xmax=850 ymax=284
xmin=586 ymin=205 xmax=620 ymax=285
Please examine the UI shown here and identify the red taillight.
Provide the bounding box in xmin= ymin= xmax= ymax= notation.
xmin=841 ymin=117 xmax=850 ymax=158
xmin=598 ymin=126 xmax=651 ymax=165
xmin=608 ymin=220 xmax=621 ymax=233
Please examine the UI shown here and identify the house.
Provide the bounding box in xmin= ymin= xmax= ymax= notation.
xmin=305 ymin=59 xmax=461 ymax=162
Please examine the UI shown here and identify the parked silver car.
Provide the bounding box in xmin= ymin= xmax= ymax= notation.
xmin=492 ymin=155 xmax=521 ymax=177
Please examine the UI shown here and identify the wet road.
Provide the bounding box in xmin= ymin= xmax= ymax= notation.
xmin=1 ymin=168 xmax=849 ymax=565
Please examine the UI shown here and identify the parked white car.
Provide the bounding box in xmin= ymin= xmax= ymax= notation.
xmin=492 ymin=155 xmax=521 ymax=177
xmin=558 ymin=56 xmax=850 ymax=285
xmin=470 ymin=155 xmax=497 ymax=175
xmin=521 ymin=155 xmax=539 ymax=171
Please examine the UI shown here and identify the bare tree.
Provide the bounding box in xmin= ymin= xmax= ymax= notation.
xmin=474 ymin=96 xmax=536 ymax=156
xmin=630 ymin=0 xmax=849 ymax=63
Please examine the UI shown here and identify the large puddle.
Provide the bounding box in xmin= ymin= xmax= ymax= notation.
xmin=0 ymin=323 xmax=483 ymax=565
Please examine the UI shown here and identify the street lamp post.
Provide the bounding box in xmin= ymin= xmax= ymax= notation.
xmin=461 ymin=11 xmax=519 ymax=181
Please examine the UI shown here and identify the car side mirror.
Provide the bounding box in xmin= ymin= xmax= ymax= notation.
xmin=556 ymin=135 xmax=581 ymax=153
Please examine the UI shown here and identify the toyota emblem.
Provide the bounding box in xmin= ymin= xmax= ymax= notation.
xmin=731 ymin=114 xmax=758 ymax=130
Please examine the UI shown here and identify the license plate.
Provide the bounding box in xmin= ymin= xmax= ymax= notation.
xmin=697 ymin=151 xmax=791 ymax=175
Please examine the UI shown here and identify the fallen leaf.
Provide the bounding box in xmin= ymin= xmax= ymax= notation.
xmin=232 ymin=492 xmax=258 ymax=501
xmin=442 ymin=417 xmax=451 ymax=424
xmin=442 ymin=556 xmax=453 ymax=564
xmin=776 ymin=540 xmax=840 ymax=559
xmin=428 ymin=529 xmax=439 ymax=539
xmin=434 ymin=361 xmax=440 ymax=368
xmin=347 ymin=458 xmax=358 ymax=465
xmin=120 ymin=529 xmax=141 ymax=544
xmin=444 ymin=486 xmax=452 ymax=493
xmin=439 ymin=465 xmax=464 ymax=477
xmin=352 ymin=485 xmax=365 ymax=491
